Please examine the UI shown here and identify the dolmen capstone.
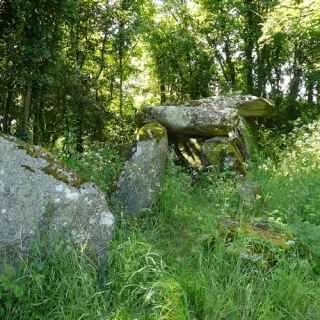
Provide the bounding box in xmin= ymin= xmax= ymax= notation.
xmin=143 ymin=95 xmax=274 ymax=171
xmin=143 ymin=95 xmax=274 ymax=136
xmin=0 ymin=135 xmax=115 ymax=268
xmin=116 ymin=95 xmax=274 ymax=215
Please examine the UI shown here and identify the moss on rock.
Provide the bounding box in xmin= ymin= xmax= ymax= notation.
xmin=42 ymin=163 xmax=87 ymax=188
xmin=202 ymin=138 xmax=227 ymax=166
xmin=137 ymin=122 xmax=167 ymax=142
xmin=201 ymin=137 xmax=246 ymax=172
xmin=3 ymin=135 xmax=88 ymax=188
xmin=217 ymin=217 xmax=296 ymax=265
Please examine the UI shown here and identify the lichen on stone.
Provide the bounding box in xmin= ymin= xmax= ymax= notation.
xmin=21 ymin=164 xmax=36 ymax=173
xmin=9 ymin=136 xmax=88 ymax=188
xmin=42 ymin=162 xmax=87 ymax=188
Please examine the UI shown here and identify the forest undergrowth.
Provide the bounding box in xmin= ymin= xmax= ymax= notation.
xmin=1 ymin=119 xmax=320 ymax=320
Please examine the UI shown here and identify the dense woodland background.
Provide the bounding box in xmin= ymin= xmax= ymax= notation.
xmin=0 ymin=0 xmax=319 ymax=152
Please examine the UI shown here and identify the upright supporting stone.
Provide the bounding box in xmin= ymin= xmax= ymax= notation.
xmin=201 ymin=136 xmax=245 ymax=171
xmin=115 ymin=122 xmax=168 ymax=215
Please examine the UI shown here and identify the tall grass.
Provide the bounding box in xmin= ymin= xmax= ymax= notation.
xmin=2 ymin=119 xmax=320 ymax=319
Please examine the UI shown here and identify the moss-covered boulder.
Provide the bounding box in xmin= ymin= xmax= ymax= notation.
xmin=211 ymin=217 xmax=296 ymax=265
xmin=201 ymin=137 xmax=245 ymax=171
xmin=0 ymin=135 xmax=115 ymax=268
xmin=115 ymin=122 xmax=168 ymax=215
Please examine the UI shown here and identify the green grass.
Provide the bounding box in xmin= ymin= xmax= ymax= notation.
xmin=2 ymin=120 xmax=320 ymax=319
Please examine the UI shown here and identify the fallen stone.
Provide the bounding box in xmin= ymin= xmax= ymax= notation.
xmin=0 ymin=135 xmax=115 ymax=267
xmin=203 ymin=217 xmax=296 ymax=266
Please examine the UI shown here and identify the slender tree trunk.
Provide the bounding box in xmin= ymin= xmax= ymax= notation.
xmin=243 ymin=0 xmax=255 ymax=94
xmin=288 ymin=47 xmax=303 ymax=119
xmin=215 ymin=51 xmax=229 ymax=88
xmin=244 ymin=41 xmax=254 ymax=94
xmin=224 ymin=40 xmax=237 ymax=90
xmin=118 ymin=19 xmax=124 ymax=118
xmin=32 ymin=94 xmax=40 ymax=145
xmin=17 ymin=84 xmax=31 ymax=140
xmin=160 ymin=78 xmax=166 ymax=104
xmin=0 ymin=87 xmax=8 ymax=132
xmin=257 ymin=45 xmax=268 ymax=97
xmin=306 ymin=77 xmax=314 ymax=104
xmin=76 ymin=102 xmax=84 ymax=153
xmin=3 ymin=81 xmax=14 ymax=134
xmin=119 ymin=51 xmax=123 ymax=117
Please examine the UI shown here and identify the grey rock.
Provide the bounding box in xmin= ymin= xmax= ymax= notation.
xmin=115 ymin=123 xmax=168 ymax=215
xmin=201 ymin=136 xmax=245 ymax=171
xmin=0 ymin=135 xmax=115 ymax=265
xmin=143 ymin=104 xmax=238 ymax=137
xmin=143 ymin=95 xmax=274 ymax=137
xmin=239 ymin=181 xmax=262 ymax=205
xmin=187 ymin=95 xmax=275 ymax=117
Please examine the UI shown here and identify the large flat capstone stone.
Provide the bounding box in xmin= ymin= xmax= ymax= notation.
xmin=142 ymin=95 xmax=274 ymax=137
xmin=0 ymin=135 xmax=115 ymax=265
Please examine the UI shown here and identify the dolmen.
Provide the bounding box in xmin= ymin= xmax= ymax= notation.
xmin=116 ymin=95 xmax=275 ymax=215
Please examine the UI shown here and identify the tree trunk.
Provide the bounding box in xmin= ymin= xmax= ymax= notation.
xmin=76 ymin=102 xmax=84 ymax=153
xmin=118 ymin=19 xmax=124 ymax=118
xmin=306 ymin=77 xmax=314 ymax=104
xmin=32 ymin=95 xmax=40 ymax=145
xmin=244 ymin=42 xmax=254 ymax=94
xmin=17 ymin=84 xmax=31 ymax=141
xmin=160 ymin=78 xmax=166 ymax=104
xmin=288 ymin=47 xmax=303 ymax=119
xmin=224 ymin=40 xmax=237 ymax=91
xmin=257 ymin=45 xmax=268 ymax=97
xmin=119 ymin=51 xmax=123 ymax=117
xmin=243 ymin=0 xmax=255 ymax=94
xmin=3 ymin=80 xmax=15 ymax=134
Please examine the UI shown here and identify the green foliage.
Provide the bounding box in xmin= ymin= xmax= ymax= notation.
xmin=146 ymin=5 xmax=215 ymax=102
xmin=60 ymin=145 xmax=124 ymax=193
xmin=1 ymin=0 xmax=320 ymax=145
xmin=3 ymin=119 xmax=320 ymax=319
xmin=103 ymin=122 xmax=320 ymax=319
xmin=0 ymin=239 xmax=109 ymax=320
